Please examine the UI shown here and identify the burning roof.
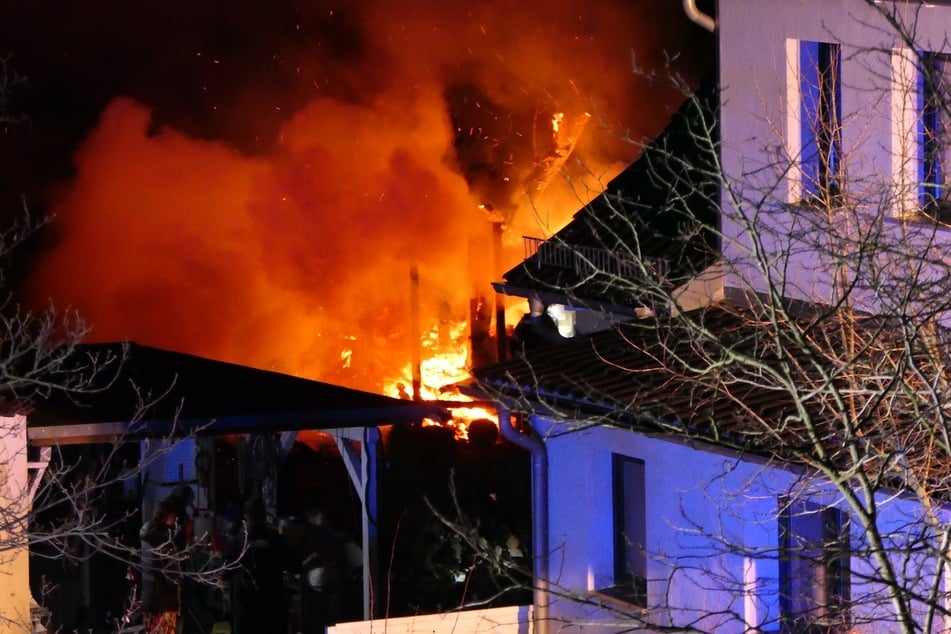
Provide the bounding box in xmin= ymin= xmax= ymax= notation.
xmin=495 ymin=75 xmax=720 ymax=315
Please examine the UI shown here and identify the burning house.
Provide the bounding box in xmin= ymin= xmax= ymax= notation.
xmin=0 ymin=2 xmax=719 ymax=632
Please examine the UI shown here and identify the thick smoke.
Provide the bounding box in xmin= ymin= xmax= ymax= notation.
xmin=10 ymin=0 xmax=712 ymax=390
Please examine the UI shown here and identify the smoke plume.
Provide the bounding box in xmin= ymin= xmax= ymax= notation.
xmin=10 ymin=0 xmax=712 ymax=390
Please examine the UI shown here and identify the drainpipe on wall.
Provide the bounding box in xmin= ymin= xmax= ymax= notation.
xmin=682 ymin=0 xmax=715 ymax=32
xmin=496 ymin=406 xmax=549 ymax=634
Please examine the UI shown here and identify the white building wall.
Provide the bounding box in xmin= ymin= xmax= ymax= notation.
xmin=328 ymin=605 xmax=532 ymax=633
xmin=540 ymin=420 xmax=789 ymax=633
xmin=539 ymin=416 xmax=950 ymax=633
xmin=718 ymin=0 xmax=951 ymax=310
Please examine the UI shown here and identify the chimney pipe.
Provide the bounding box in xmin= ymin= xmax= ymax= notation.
xmin=410 ymin=266 xmax=422 ymax=401
xmin=492 ymin=220 xmax=507 ymax=362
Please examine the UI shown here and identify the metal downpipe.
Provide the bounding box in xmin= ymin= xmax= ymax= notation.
xmin=496 ymin=406 xmax=549 ymax=634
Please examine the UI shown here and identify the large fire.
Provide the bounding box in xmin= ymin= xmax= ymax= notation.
xmin=379 ymin=317 xmax=496 ymax=438
xmin=15 ymin=1 xmax=711 ymax=411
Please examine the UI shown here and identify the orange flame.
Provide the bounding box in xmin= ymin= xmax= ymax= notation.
xmin=379 ymin=318 xmax=497 ymax=440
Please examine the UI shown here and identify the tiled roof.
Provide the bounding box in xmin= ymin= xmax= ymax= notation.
xmin=496 ymin=76 xmax=719 ymax=314
xmin=476 ymin=304 xmax=788 ymax=440
xmin=473 ymin=301 xmax=951 ymax=483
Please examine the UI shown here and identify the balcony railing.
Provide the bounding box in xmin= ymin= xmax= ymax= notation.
xmin=522 ymin=236 xmax=669 ymax=283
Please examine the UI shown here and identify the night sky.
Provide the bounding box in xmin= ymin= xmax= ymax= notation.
xmin=0 ymin=1 xmax=714 ymax=390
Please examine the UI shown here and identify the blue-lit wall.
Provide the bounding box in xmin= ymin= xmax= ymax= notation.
xmin=536 ymin=414 xmax=948 ymax=633
xmin=140 ymin=438 xmax=197 ymax=515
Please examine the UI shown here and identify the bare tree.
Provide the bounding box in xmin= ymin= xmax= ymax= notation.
xmin=0 ymin=246 xmax=241 ymax=633
xmin=0 ymin=55 xmax=24 ymax=130
xmin=433 ymin=2 xmax=951 ymax=633
xmin=0 ymin=65 xmax=240 ymax=634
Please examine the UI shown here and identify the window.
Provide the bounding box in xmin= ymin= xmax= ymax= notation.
xmin=919 ymin=52 xmax=951 ymax=215
xmin=602 ymin=454 xmax=647 ymax=605
xmin=779 ymin=498 xmax=850 ymax=632
xmin=800 ymin=41 xmax=842 ymax=203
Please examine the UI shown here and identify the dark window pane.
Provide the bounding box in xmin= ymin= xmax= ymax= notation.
xmin=801 ymin=41 xmax=841 ymax=203
xmin=611 ymin=454 xmax=647 ymax=606
xmin=779 ymin=498 xmax=850 ymax=633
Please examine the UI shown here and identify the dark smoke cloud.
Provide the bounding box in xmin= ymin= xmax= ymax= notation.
xmin=1 ymin=0 xmax=713 ymax=390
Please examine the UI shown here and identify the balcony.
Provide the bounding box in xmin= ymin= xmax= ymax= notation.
xmin=522 ymin=236 xmax=669 ymax=283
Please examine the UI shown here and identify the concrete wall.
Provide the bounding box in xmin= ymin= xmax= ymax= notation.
xmin=327 ymin=605 xmax=532 ymax=633
xmin=0 ymin=416 xmax=33 ymax=634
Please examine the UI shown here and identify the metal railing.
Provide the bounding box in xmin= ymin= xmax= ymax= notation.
xmin=522 ymin=236 xmax=669 ymax=282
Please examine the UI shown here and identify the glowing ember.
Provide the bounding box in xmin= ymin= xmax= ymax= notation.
xmin=440 ymin=406 xmax=500 ymax=442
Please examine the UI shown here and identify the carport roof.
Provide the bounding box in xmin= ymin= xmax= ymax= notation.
xmin=26 ymin=342 xmax=449 ymax=445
